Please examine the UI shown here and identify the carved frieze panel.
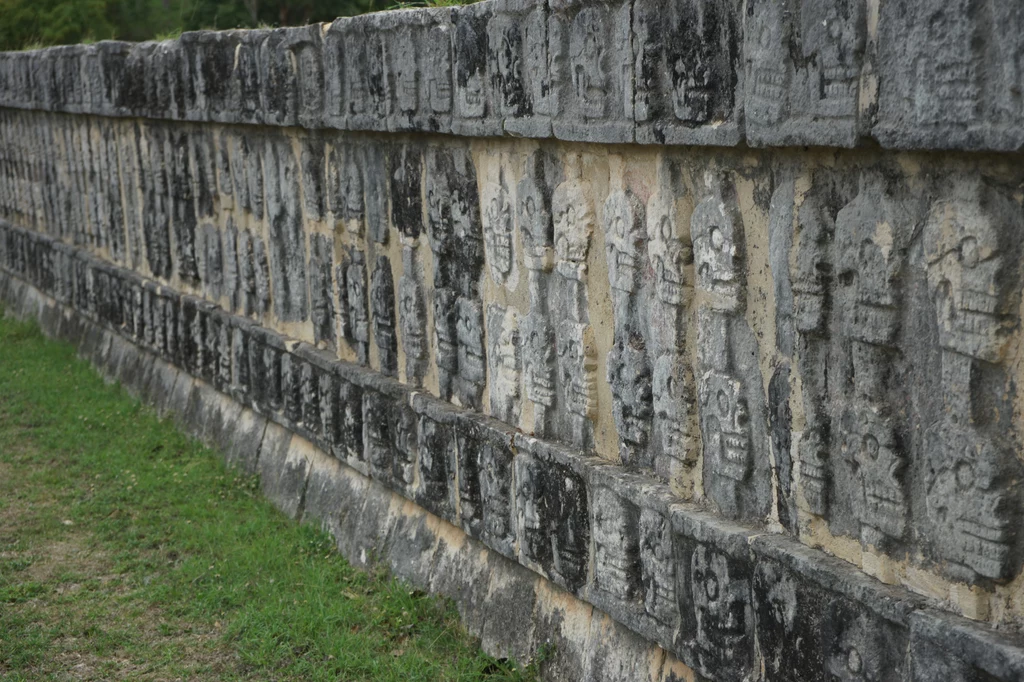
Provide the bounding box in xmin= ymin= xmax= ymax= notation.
xmin=488 ymin=0 xmax=553 ymax=137
xmin=744 ymin=0 xmax=866 ymax=147
xmin=675 ymin=537 xmax=754 ymax=681
xmin=634 ymin=0 xmax=740 ymax=145
xmin=592 ymin=487 xmax=641 ymax=602
xmin=363 ymin=387 xmax=395 ymax=484
xmin=456 ymin=422 xmax=515 ymax=556
xmin=452 ymin=3 xmax=501 ymax=136
xmin=308 ymin=234 xmax=335 ymax=349
xmin=417 ymin=415 xmax=455 ymax=519
xmin=877 ymin=0 xmax=1024 ymax=151
xmin=549 ymin=0 xmax=633 ymax=142
xmin=487 ymin=304 xmax=520 ymax=425
xmin=752 ymin=558 xmax=909 ymax=682
xmin=514 ymin=452 xmax=590 ymax=592
xmin=370 ymin=255 xmax=398 ymax=378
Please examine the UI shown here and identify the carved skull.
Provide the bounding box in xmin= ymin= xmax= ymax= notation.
xmin=456 ymin=297 xmax=486 ymax=384
xmin=519 ymin=176 xmax=553 ymax=271
xmin=345 ymin=256 xmax=369 ymax=344
xmin=700 ymin=370 xmax=752 ymax=483
xmin=484 ymin=181 xmax=514 ymax=284
xmin=433 ymin=287 xmax=459 ymax=372
xmin=654 ymin=353 xmax=690 ymax=457
xmin=745 ymin=0 xmax=790 ymax=124
xmin=608 ymin=335 xmax=653 ymax=463
xmin=341 ymin=149 xmax=364 ymax=225
xmin=604 ymin=189 xmax=645 ymax=294
xmin=557 ymin=320 xmax=597 ymax=420
xmin=798 ymin=424 xmax=830 ymax=516
xmin=926 ymin=425 xmax=1012 ymax=580
xmin=647 ymin=190 xmax=692 ymax=306
xmin=692 ymin=176 xmax=743 ymax=311
xmin=691 ymin=546 xmax=749 ymax=665
xmin=792 ymin=195 xmax=833 ymax=334
xmin=835 ymin=182 xmax=908 ymax=347
xmin=924 ymin=185 xmax=1010 ymax=363
xmin=841 ymin=406 xmax=907 ymax=544
xmin=399 ymin=274 xmax=427 ymax=363
xmin=488 ymin=306 xmax=520 ymax=422
xmin=523 ymin=312 xmax=556 ymax=407
xmin=553 ymin=177 xmax=594 ymax=279
xmin=639 ymin=508 xmax=675 ymax=625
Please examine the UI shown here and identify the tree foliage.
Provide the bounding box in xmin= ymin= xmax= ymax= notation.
xmin=0 ymin=0 xmax=387 ymax=51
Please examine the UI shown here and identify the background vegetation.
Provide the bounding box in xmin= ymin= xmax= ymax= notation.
xmin=0 ymin=0 xmax=394 ymax=52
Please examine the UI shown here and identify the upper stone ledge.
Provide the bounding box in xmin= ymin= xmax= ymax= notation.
xmin=0 ymin=0 xmax=1022 ymax=152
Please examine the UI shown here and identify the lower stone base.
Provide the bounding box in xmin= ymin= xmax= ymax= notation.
xmin=0 ymin=272 xmax=697 ymax=682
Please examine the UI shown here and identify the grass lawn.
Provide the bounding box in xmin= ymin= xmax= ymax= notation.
xmin=0 ymin=308 xmax=537 ymax=681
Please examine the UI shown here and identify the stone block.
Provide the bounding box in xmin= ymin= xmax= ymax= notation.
xmin=634 ymin=0 xmax=741 ymax=146
xmin=874 ymin=0 xmax=1024 ymax=151
xmin=549 ymin=0 xmax=634 ymax=143
xmin=451 ymin=2 xmax=503 ymax=136
xmin=743 ymin=0 xmax=865 ymax=147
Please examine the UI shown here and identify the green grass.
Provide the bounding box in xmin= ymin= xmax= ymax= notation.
xmin=0 ymin=308 xmax=538 ymax=681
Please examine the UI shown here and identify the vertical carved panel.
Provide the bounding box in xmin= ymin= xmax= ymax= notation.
xmin=371 ymin=255 xmax=398 ymax=378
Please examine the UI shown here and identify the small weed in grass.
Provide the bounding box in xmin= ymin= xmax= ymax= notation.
xmin=0 ymin=308 xmax=539 ymax=681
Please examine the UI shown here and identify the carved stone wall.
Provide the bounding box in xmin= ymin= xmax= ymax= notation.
xmin=3 ymin=2 xmax=1024 ymax=679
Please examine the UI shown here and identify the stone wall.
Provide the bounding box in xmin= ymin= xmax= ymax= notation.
xmin=2 ymin=1 xmax=1024 ymax=679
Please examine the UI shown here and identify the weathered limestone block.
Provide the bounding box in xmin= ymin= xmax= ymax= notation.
xmin=549 ymin=0 xmax=634 ymax=143
xmin=743 ymin=0 xmax=866 ymax=147
xmin=633 ymin=0 xmax=740 ymax=145
xmin=876 ymin=0 xmax=1024 ymax=151
xmin=488 ymin=0 xmax=554 ymax=137
xmin=451 ymin=2 xmax=502 ymax=136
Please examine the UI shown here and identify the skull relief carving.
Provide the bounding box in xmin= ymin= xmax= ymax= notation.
xmin=647 ymin=188 xmax=692 ymax=307
xmin=483 ymin=178 xmax=515 ymax=285
xmin=569 ymin=7 xmax=609 ymax=118
xmin=692 ymin=175 xmax=744 ymax=311
xmin=691 ymin=546 xmax=750 ymax=675
xmin=699 ymin=370 xmax=752 ymax=483
xmin=604 ymin=189 xmax=645 ymax=295
xmin=924 ymin=183 xmax=1012 ymax=363
xmin=840 ymin=406 xmax=907 ymax=544
xmin=553 ymin=174 xmax=595 ymax=281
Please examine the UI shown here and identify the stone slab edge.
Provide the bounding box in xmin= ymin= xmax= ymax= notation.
xmin=1 ymin=0 xmax=1023 ymax=152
